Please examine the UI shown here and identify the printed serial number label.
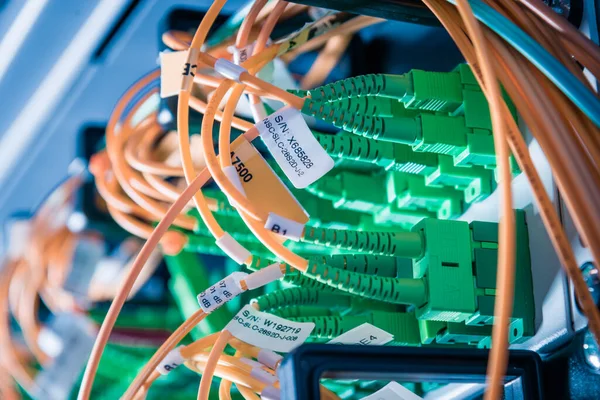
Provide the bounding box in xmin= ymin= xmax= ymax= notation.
xmin=226 ymin=305 xmax=314 ymax=352
xmin=257 ymin=106 xmax=333 ymax=188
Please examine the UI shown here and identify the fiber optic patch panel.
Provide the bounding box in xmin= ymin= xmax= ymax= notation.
xmin=0 ymin=0 xmax=599 ymax=399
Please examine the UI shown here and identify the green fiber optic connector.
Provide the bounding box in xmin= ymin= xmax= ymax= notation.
xmin=411 ymin=213 xmax=535 ymax=345
xmin=386 ymin=171 xmax=464 ymax=220
xmin=307 ymin=171 xmax=388 ymax=214
xmin=307 ymin=71 xmax=462 ymax=113
xmin=253 ymin=286 xmax=345 ymax=312
xmin=303 ymin=261 xmax=428 ymax=305
xmin=425 ymin=155 xmax=494 ymax=204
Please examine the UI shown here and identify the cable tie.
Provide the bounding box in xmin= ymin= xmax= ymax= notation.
xmin=197 ymin=272 xmax=248 ymax=313
xmin=245 ymin=263 xmax=283 ymax=290
xmin=215 ymin=233 xmax=252 ymax=264
xmin=156 ymin=346 xmax=185 ymax=375
xmin=214 ymin=58 xmax=247 ymax=83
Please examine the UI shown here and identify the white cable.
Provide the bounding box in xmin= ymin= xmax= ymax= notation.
xmin=215 ymin=233 xmax=252 ymax=264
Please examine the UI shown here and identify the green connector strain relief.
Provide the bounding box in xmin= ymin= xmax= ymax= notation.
xmin=301 ymin=226 xmax=424 ymax=259
xmin=307 ymin=254 xmax=398 ymax=277
xmin=309 ymin=74 xmax=387 ymax=102
xmin=272 ymin=306 xmax=337 ymax=318
xmin=252 ymin=286 xmax=346 ymax=312
xmin=289 ymin=315 xmax=368 ymax=339
xmin=304 ymin=262 xmax=427 ymax=305
xmin=402 ymin=70 xmax=463 ymax=113
xmin=330 ymin=96 xmax=393 ymax=117
xmin=314 ymin=132 xmax=395 ymax=169
xmin=302 ymin=98 xmax=418 ymax=144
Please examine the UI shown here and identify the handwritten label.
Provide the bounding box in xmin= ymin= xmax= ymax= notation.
xmin=226 ymin=305 xmax=314 ymax=352
xmin=257 ymin=106 xmax=333 ymax=188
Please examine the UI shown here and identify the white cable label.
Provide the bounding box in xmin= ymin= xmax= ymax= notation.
xmin=244 ymin=263 xmax=283 ymax=290
xmin=264 ymin=213 xmax=305 ymax=241
xmin=156 ymin=346 xmax=185 ymax=375
xmin=216 ymin=233 xmax=252 ymax=264
xmin=226 ymin=305 xmax=314 ymax=352
xmin=328 ymin=323 xmax=394 ymax=346
xmin=160 ymin=50 xmax=188 ymax=98
xmin=360 ymin=382 xmax=423 ymax=400
xmin=257 ymin=106 xmax=333 ymax=188
xmin=197 ymin=272 xmax=248 ymax=313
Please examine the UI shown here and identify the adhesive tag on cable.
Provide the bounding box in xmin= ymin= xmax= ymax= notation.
xmin=156 ymin=346 xmax=185 ymax=375
xmin=33 ymin=314 xmax=96 ymax=400
xmin=228 ymin=136 xmax=309 ymax=235
xmin=226 ymin=305 xmax=314 ymax=352
xmin=328 ymin=323 xmax=394 ymax=346
xmin=197 ymin=272 xmax=247 ymax=313
xmin=264 ymin=213 xmax=304 ymax=241
xmin=360 ymin=382 xmax=423 ymax=400
xmin=160 ymin=50 xmax=189 ymax=98
xmin=257 ymin=106 xmax=334 ymax=188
